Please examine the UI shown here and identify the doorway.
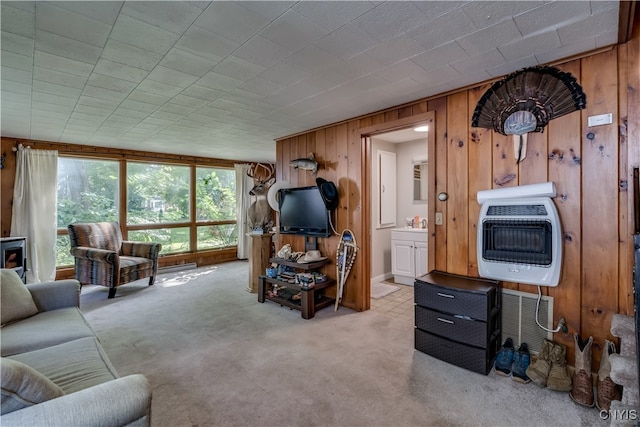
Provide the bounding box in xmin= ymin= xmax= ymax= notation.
xmin=358 ymin=111 xmax=436 ymax=312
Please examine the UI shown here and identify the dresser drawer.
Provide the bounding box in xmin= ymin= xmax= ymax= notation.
xmin=414 ymin=328 xmax=491 ymax=375
xmin=414 ymin=280 xmax=490 ymax=321
xmin=415 ymin=306 xmax=487 ymax=348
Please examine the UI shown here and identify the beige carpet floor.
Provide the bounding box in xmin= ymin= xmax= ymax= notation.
xmin=80 ymin=262 xmax=605 ymax=427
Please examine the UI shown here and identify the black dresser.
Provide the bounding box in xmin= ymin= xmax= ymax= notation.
xmin=414 ymin=271 xmax=501 ymax=375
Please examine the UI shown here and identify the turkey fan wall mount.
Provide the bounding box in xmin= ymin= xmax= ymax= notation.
xmin=471 ymin=66 xmax=586 ymax=163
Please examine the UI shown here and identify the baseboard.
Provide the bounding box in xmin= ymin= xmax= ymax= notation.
xmin=158 ymin=263 xmax=198 ymax=274
xmin=371 ymin=272 xmax=393 ymax=286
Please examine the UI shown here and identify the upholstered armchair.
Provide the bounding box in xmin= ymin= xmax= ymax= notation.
xmin=67 ymin=222 xmax=162 ymax=299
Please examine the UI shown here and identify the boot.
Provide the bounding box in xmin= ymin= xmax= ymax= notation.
xmin=547 ymin=341 xmax=573 ymax=392
xmin=526 ymin=339 xmax=554 ymax=387
xmin=596 ymin=339 xmax=623 ymax=411
xmin=570 ymin=334 xmax=594 ymax=406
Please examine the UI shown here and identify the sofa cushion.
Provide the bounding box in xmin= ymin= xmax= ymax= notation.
xmin=0 ymin=357 xmax=65 ymax=415
xmin=8 ymin=337 xmax=119 ymax=394
xmin=1 ymin=269 xmax=38 ymax=326
xmin=0 ymin=308 xmax=96 ymax=357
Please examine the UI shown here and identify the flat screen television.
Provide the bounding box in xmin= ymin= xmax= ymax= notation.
xmin=278 ymin=186 xmax=330 ymax=237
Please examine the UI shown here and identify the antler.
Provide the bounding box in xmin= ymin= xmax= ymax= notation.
xmin=247 ymin=163 xmax=275 ymax=181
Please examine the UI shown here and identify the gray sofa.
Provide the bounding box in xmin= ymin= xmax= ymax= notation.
xmin=0 ymin=269 xmax=151 ymax=426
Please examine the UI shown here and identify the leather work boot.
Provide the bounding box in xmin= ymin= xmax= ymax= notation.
xmin=570 ymin=334 xmax=594 ymax=407
xmin=526 ymin=339 xmax=554 ymax=387
xmin=547 ymin=341 xmax=573 ymax=392
xmin=596 ymin=339 xmax=623 ymax=411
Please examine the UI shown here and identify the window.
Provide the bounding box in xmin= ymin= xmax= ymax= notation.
xmin=129 ymin=227 xmax=190 ymax=255
xmin=56 ymin=157 xmax=119 ymax=266
xmin=55 ymin=156 xmax=238 ymax=267
xmin=195 ymin=167 xmax=237 ymax=249
xmin=127 ymin=162 xmax=190 ymax=225
xmin=56 ymin=156 xmax=238 ymax=267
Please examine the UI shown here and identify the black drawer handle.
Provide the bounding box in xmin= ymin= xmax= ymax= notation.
xmin=437 ymin=292 xmax=455 ymax=299
xmin=436 ymin=317 xmax=454 ymax=324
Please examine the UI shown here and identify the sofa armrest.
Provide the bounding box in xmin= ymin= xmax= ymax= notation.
xmin=27 ymin=280 xmax=81 ymax=312
xmin=121 ymin=241 xmax=162 ymax=259
xmin=0 ymin=374 xmax=151 ymax=427
xmin=70 ymin=247 xmax=118 ymax=263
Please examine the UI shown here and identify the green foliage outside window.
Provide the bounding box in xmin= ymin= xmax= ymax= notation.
xmin=56 ymin=158 xmax=119 ymax=266
xmin=55 ymin=158 xmax=238 ymax=266
xmin=195 ymin=167 xmax=238 ymax=249
xmin=129 ymin=228 xmax=190 ymax=254
xmin=196 ymin=167 xmax=236 ymax=221
xmin=127 ymin=163 xmax=190 ymax=225
xmin=57 ymin=158 xmax=119 ymax=227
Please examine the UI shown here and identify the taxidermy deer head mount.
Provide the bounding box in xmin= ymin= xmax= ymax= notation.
xmin=247 ymin=163 xmax=275 ymax=230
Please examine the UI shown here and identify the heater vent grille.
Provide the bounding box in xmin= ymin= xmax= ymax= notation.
xmin=486 ymin=204 xmax=548 ymax=216
xmin=501 ymin=289 xmax=553 ymax=354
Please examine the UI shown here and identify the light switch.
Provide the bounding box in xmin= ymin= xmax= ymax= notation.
xmin=435 ymin=212 xmax=443 ymax=225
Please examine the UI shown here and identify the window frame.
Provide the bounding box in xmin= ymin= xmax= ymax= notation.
xmin=56 ymin=154 xmax=239 ymax=267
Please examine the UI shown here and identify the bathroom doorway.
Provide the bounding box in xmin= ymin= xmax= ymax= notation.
xmin=358 ymin=112 xmax=436 ymax=313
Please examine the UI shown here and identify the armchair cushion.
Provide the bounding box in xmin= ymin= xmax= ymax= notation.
xmin=0 ymin=358 xmax=65 ymax=415
xmin=68 ymin=222 xmax=122 ymax=252
xmin=1 ymin=269 xmax=38 ymax=326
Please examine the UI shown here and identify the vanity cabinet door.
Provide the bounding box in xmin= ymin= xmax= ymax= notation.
xmin=414 ymin=241 xmax=429 ymax=277
xmin=392 ymin=239 xmax=414 ymax=277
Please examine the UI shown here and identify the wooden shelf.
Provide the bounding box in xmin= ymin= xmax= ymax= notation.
xmin=258 ymin=257 xmax=335 ymax=319
xmin=268 ymin=257 xmax=329 ymax=270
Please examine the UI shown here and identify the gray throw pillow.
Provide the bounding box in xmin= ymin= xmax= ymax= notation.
xmin=1 ymin=269 xmax=38 ymax=326
xmin=1 ymin=358 xmax=65 ymax=414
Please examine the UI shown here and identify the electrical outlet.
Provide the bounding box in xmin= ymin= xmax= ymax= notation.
xmin=435 ymin=212 xmax=443 ymax=225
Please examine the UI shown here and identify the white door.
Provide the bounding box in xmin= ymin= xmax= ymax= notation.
xmin=378 ymin=150 xmax=396 ymax=227
xmin=415 ymin=241 xmax=429 ymax=277
xmin=392 ymin=240 xmax=414 ymax=277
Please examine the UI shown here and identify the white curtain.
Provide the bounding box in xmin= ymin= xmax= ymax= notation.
xmin=235 ymin=164 xmax=253 ymax=259
xmin=11 ymin=146 xmax=58 ymax=283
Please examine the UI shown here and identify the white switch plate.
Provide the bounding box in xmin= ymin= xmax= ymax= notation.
xmin=435 ymin=212 xmax=443 ymax=225
xmin=588 ymin=113 xmax=613 ymax=127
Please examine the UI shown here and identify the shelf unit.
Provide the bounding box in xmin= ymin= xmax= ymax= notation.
xmin=258 ymin=257 xmax=335 ymax=319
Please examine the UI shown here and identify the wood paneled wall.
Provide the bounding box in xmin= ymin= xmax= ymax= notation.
xmin=277 ymin=31 xmax=639 ymax=366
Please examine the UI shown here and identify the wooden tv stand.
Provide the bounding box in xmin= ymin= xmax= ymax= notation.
xmin=258 ymin=257 xmax=335 ymax=319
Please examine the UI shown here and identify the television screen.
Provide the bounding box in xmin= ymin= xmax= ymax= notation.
xmin=278 ymin=186 xmax=330 ymax=237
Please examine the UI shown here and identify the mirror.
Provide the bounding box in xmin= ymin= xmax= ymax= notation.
xmin=413 ymin=162 xmax=428 ymax=201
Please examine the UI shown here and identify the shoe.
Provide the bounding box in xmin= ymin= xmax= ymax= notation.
xmin=570 ymin=334 xmax=595 ymax=407
xmin=596 ymin=339 xmax=622 ymax=411
xmin=512 ymin=343 xmax=531 ymax=383
xmin=526 ymin=339 xmax=554 ymax=387
xmin=495 ymin=338 xmax=515 ymax=376
xmin=547 ymin=341 xmax=573 ymax=392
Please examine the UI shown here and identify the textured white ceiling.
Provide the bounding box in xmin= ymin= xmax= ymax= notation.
xmin=0 ymin=1 xmax=620 ymax=162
